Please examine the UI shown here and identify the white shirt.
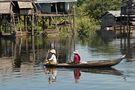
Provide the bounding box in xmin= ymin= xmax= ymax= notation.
xmin=48 ymin=54 xmax=57 ymax=63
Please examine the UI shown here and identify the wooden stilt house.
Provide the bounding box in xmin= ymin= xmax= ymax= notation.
xmin=99 ymin=11 xmax=121 ymax=41
xmin=15 ymin=0 xmax=34 ymax=36
xmin=35 ymin=0 xmax=77 ymax=14
xmin=34 ymin=0 xmax=77 ymax=35
xmin=120 ymin=0 xmax=135 ymax=38
xmin=18 ymin=0 xmax=34 ymax=15
xmin=0 ymin=0 xmax=35 ymax=37
xmin=101 ymin=11 xmax=121 ymax=30
xmin=0 ymin=0 xmax=14 ymax=37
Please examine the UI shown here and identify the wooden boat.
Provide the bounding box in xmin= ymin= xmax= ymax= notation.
xmin=44 ymin=55 xmax=126 ymax=68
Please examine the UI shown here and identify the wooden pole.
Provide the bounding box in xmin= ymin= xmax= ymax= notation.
xmin=24 ymin=15 xmax=27 ymax=32
xmin=55 ymin=3 xmax=58 ymax=30
xmin=42 ymin=16 xmax=45 ymax=31
xmin=35 ymin=16 xmax=38 ymax=31
xmin=18 ymin=15 xmax=21 ymax=31
xmin=55 ymin=3 xmax=58 ymax=15
xmin=49 ymin=17 xmax=51 ymax=26
xmin=31 ymin=15 xmax=33 ymax=35
xmin=73 ymin=5 xmax=75 ymax=36
xmin=32 ymin=36 xmax=35 ymax=64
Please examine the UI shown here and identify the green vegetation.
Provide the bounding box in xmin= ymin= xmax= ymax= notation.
xmin=76 ymin=0 xmax=121 ymax=37
xmin=0 ymin=0 xmax=121 ymax=37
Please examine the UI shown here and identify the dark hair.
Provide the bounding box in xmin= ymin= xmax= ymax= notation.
xmin=77 ymin=54 xmax=81 ymax=61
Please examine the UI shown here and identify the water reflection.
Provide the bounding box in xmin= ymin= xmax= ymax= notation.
xmin=44 ymin=67 xmax=126 ymax=84
xmin=81 ymin=67 xmax=127 ymax=81
xmin=44 ymin=67 xmax=57 ymax=84
xmin=74 ymin=68 xmax=81 ymax=83
xmin=81 ymin=68 xmax=123 ymax=76
xmin=44 ymin=68 xmax=82 ymax=84
xmin=77 ymin=35 xmax=120 ymax=56
xmin=0 ymin=35 xmax=131 ymax=74
xmin=120 ymin=38 xmax=135 ymax=61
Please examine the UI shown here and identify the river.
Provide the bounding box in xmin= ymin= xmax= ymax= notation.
xmin=0 ymin=35 xmax=135 ymax=90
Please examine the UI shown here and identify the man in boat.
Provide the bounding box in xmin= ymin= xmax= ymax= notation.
xmin=73 ymin=50 xmax=81 ymax=64
xmin=46 ymin=49 xmax=57 ymax=64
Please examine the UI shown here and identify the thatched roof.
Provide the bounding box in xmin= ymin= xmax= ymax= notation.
xmin=35 ymin=0 xmax=77 ymax=3
xmin=0 ymin=2 xmax=11 ymax=14
xmin=18 ymin=1 xmax=33 ymax=9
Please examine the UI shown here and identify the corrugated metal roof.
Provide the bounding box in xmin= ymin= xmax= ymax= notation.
xmin=35 ymin=0 xmax=77 ymax=3
xmin=108 ymin=11 xmax=121 ymax=17
xmin=0 ymin=2 xmax=11 ymax=14
xmin=18 ymin=1 xmax=33 ymax=9
xmin=0 ymin=0 xmax=11 ymax=1
xmin=0 ymin=0 xmax=31 ymax=1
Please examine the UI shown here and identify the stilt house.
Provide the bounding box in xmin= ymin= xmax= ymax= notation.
xmin=35 ymin=0 xmax=77 ymax=14
xmin=101 ymin=11 xmax=121 ymax=30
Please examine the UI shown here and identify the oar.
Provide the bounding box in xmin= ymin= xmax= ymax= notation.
xmin=44 ymin=50 xmax=50 ymax=64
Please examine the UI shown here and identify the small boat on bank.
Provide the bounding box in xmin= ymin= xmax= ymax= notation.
xmin=44 ymin=55 xmax=126 ymax=68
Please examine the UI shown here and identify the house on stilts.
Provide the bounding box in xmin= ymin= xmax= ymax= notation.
xmin=34 ymin=0 xmax=77 ymax=35
xmin=0 ymin=0 xmax=34 ymax=37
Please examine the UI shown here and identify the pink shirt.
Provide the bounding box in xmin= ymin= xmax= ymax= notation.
xmin=73 ymin=54 xmax=80 ymax=64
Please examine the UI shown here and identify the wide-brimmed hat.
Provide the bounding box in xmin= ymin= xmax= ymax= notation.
xmin=73 ymin=50 xmax=78 ymax=54
xmin=50 ymin=49 xmax=56 ymax=54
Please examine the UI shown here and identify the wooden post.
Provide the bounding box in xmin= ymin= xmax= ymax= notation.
xmin=49 ymin=17 xmax=51 ymax=26
xmin=26 ymin=37 xmax=28 ymax=55
xmin=42 ymin=16 xmax=45 ymax=31
xmin=12 ymin=14 xmax=16 ymax=32
xmin=31 ymin=10 xmax=35 ymax=36
xmin=18 ymin=15 xmax=21 ymax=31
xmin=31 ymin=15 xmax=33 ymax=35
xmin=32 ymin=36 xmax=35 ymax=63
xmin=55 ymin=3 xmax=58 ymax=15
xmin=5 ymin=22 xmax=6 ymax=32
xmin=35 ymin=16 xmax=38 ymax=31
xmin=73 ymin=5 xmax=75 ymax=36
xmin=24 ymin=15 xmax=27 ymax=31
xmin=55 ymin=3 xmax=58 ymax=30
xmin=0 ymin=23 xmax=1 ymax=31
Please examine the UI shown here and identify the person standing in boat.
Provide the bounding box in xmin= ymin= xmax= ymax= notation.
xmin=47 ymin=49 xmax=57 ymax=64
xmin=73 ymin=50 xmax=81 ymax=64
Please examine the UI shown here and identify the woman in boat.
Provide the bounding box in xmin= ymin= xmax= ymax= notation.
xmin=47 ymin=49 xmax=57 ymax=64
xmin=73 ymin=50 xmax=81 ymax=64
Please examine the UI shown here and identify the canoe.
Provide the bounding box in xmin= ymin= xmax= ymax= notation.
xmin=44 ymin=55 xmax=126 ymax=68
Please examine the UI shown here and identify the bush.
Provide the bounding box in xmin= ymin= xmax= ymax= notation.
xmin=76 ymin=16 xmax=98 ymax=38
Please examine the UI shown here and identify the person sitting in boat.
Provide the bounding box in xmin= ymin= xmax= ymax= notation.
xmin=73 ymin=50 xmax=81 ymax=64
xmin=47 ymin=49 xmax=57 ymax=64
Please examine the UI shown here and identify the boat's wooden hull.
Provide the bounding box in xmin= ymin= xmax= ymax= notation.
xmin=44 ymin=55 xmax=125 ymax=68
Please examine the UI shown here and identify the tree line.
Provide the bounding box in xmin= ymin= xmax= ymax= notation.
xmin=76 ymin=0 xmax=121 ymax=37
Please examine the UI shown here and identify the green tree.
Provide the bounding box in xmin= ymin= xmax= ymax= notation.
xmin=83 ymin=0 xmax=121 ymax=20
xmin=75 ymin=0 xmax=121 ymax=37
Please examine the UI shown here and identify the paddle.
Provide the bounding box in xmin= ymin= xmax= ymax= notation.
xmin=44 ymin=50 xmax=50 ymax=64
